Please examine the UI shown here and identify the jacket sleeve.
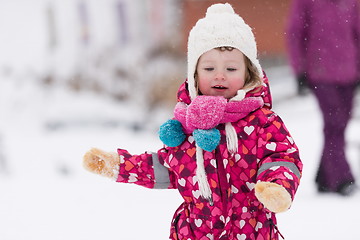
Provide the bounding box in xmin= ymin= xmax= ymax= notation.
xmin=353 ymin=0 xmax=360 ymax=79
xmin=116 ymin=148 xmax=177 ymax=189
xmin=256 ymin=112 xmax=303 ymax=200
xmin=286 ymin=0 xmax=309 ymax=76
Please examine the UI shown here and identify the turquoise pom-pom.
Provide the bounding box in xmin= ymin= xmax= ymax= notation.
xmin=159 ymin=119 xmax=186 ymax=147
xmin=193 ymin=128 xmax=221 ymax=152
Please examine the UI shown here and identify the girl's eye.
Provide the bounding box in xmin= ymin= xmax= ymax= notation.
xmin=227 ymin=68 xmax=237 ymax=71
xmin=204 ymin=67 xmax=214 ymax=71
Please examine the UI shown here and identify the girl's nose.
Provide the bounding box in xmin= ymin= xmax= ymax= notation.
xmin=215 ymin=71 xmax=225 ymax=80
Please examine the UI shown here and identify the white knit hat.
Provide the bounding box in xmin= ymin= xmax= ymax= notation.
xmin=187 ymin=3 xmax=263 ymax=100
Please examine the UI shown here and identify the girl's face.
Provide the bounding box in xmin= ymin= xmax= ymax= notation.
xmin=196 ymin=48 xmax=246 ymax=99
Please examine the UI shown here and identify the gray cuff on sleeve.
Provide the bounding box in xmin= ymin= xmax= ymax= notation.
xmin=257 ymin=161 xmax=301 ymax=179
xmin=152 ymin=153 xmax=171 ymax=189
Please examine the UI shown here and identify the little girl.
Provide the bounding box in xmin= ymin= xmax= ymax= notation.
xmin=83 ymin=3 xmax=302 ymax=240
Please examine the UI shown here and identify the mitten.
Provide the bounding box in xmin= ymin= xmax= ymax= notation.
xmin=296 ymin=73 xmax=308 ymax=95
xmin=254 ymin=181 xmax=292 ymax=213
xmin=186 ymin=95 xmax=227 ymax=130
xmin=297 ymin=73 xmax=307 ymax=86
xmin=83 ymin=147 xmax=120 ymax=180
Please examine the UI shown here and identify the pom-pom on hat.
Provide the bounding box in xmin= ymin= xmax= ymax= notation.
xmin=187 ymin=3 xmax=263 ymax=100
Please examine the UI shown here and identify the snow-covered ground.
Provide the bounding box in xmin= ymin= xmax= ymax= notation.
xmin=0 ymin=65 xmax=359 ymax=240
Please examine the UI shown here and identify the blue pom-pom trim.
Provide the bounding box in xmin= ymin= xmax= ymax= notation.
xmin=159 ymin=119 xmax=186 ymax=147
xmin=193 ymin=128 xmax=221 ymax=152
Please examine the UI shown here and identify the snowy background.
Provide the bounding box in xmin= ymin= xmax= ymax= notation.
xmin=1 ymin=1 xmax=360 ymax=240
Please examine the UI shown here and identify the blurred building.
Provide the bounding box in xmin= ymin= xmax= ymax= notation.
xmin=0 ymin=0 xmax=297 ymax=108
xmin=36 ymin=0 xmax=184 ymax=108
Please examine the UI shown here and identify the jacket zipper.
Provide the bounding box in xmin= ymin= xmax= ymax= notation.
xmin=215 ymin=150 xmax=230 ymax=206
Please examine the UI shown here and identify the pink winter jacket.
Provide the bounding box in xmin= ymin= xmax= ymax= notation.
xmin=116 ymin=75 xmax=302 ymax=240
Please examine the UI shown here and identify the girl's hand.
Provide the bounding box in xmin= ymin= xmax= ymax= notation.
xmin=83 ymin=148 xmax=120 ymax=180
xmin=254 ymin=181 xmax=292 ymax=213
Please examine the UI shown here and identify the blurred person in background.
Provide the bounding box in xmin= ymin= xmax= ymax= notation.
xmin=286 ymin=0 xmax=360 ymax=195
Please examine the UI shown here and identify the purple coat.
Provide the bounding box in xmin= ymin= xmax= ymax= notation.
xmin=286 ymin=0 xmax=360 ymax=84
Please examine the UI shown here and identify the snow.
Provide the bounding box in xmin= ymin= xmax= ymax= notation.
xmin=1 ymin=1 xmax=360 ymax=239
xmin=1 ymin=66 xmax=359 ymax=240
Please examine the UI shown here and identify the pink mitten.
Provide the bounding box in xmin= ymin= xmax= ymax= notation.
xmin=223 ymin=97 xmax=264 ymax=122
xmin=186 ymin=95 xmax=227 ymax=130
xmin=254 ymin=181 xmax=292 ymax=213
xmin=174 ymin=102 xmax=192 ymax=133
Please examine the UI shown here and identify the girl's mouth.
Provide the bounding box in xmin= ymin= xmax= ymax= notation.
xmin=212 ymin=85 xmax=228 ymax=90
